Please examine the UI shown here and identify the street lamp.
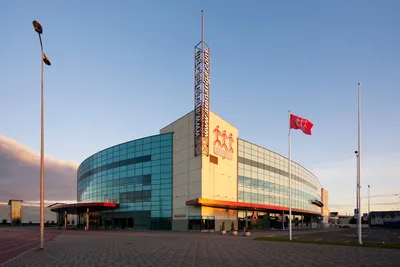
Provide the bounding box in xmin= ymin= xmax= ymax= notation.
xmin=32 ymin=20 xmax=51 ymax=251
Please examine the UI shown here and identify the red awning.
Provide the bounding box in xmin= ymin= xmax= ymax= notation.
xmin=186 ymin=198 xmax=322 ymax=216
xmin=49 ymin=202 xmax=119 ymax=214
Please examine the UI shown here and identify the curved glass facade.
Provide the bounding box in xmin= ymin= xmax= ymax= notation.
xmin=77 ymin=133 xmax=173 ymax=230
xmin=238 ymin=139 xmax=322 ymax=215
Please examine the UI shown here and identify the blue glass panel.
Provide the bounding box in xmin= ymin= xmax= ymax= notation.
xmin=160 ymin=158 xmax=172 ymax=165
xmin=151 ymin=166 xmax=161 ymax=173
xmin=120 ymin=165 xmax=127 ymax=171
xmin=152 ymin=173 xmax=161 ymax=180
xmin=160 ymin=153 xmax=171 ymax=159
xmin=151 ymin=154 xmax=160 ymax=160
xmin=151 ymin=200 xmax=161 ymax=206
xmin=160 ymin=165 xmax=172 ymax=173
xmin=160 ymin=134 xmax=172 ymax=141
xmin=161 ymin=189 xmax=172 ymax=196
xmin=135 ymin=139 xmax=143 ymax=145
xmin=142 ymin=143 xmax=150 ymax=150
xmin=161 ymin=199 xmax=172 ymax=206
xmin=161 ymin=183 xmax=172 ymax=189
xmin=160 ymin=178 xmax=171 ymax=184
xmin=134 ymin=204 xmax=143 ymax=211
xmin=151 ymin=135 xmax=161 ymax=142
xmin=161 ymin=210 xmax=171 ymax=217
xmin=142 ymin=185 xmax=151 ymax=191
xmin=160 ymin=140 xmax=171 ymax=147
xmin=151 ymin=210 xmax=161 ymax=217
xmin=135 ymin=162 xmax=143 ymax=169
xmin=143 ymin=161 xmax=151 ymax=168
xmin=161 ymin=146 xmax=172 ymax=153
xmin=151 ymin=147 xmax=160 ymax=154
xmin=143 ymin=167 xmax=151 ymax=175
xmin=160 ymin=172 xmax=171 ymax=179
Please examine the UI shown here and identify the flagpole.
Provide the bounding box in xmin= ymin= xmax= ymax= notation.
xmin=357 ymin=83 xmax=362 ymax=245
xmin=288 ymin=110 xmax=292 ymax=241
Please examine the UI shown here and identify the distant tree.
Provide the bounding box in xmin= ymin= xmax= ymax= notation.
xmin=220 ymin=221 xmax=225 ymax=231
xmin=13 ymin=218 xmax=21 ymax=226
xmin=1 ymin=219 xmax=7 ymax=224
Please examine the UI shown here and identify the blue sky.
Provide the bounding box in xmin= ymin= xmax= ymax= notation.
xmin=1 ymin=0 xmax=399 ymax=214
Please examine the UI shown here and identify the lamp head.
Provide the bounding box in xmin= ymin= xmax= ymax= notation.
xmin=43 ymin=53 xmax=51 ymax=66
xmin=32 ymin=20 xmax=43 ymax=34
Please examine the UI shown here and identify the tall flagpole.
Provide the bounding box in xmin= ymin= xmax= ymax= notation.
xmin=357 ymin=83 xmax=362 ymax=245
xmin=288 ymin=110 xmax=292 ymax=241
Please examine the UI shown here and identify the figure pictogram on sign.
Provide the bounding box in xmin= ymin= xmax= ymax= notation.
xmin=213 ymin=125 xmax=234 ymax=160
xmin=213 ymin=126 xmax=222 ymax=146
xmin=228 ymin=133 xmax=234 ymax=154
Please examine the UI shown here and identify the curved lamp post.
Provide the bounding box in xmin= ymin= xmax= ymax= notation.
xmin=32 ymin=20 xmax=51 ymax=251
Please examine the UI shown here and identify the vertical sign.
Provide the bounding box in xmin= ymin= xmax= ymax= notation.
xmin=194 ymin=11 xmax=210 ymax=157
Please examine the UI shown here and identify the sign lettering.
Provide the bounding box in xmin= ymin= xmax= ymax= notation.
xmin=195 ymin=50 xmax=202 ymax=139
xmin=194 ymin=41 xmax=210 ymax=157
xmin=203 ymin=50 xmax=210 ymax=138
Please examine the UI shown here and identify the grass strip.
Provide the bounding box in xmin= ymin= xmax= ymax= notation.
xmin=254 ymin=236 xmax=400 ymax=249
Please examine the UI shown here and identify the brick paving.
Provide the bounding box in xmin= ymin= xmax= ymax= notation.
xmin=1 ymin=231 xmax=400 ymax=267
xmin=0 ymin=228 xmax=60 ymax=266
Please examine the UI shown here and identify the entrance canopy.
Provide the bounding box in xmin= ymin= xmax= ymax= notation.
xmin=48 ymin=202 xmax=119 ymax=214
xmin=186 ymin=198 xmax=322 ymax=216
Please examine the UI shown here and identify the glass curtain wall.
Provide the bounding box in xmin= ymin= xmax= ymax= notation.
xmin=237 ymin=139 xmax=322 ymax=215
xmin=77 ymin=133 xmax=173 ymax=230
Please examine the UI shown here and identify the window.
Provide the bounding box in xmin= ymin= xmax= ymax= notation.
xmin=188 ymin=216 xmax=215 ymax=230
xmin=210 ymin=155 xmax=218 ymax=165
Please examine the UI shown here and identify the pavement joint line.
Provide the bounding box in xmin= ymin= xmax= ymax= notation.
xmin=0 ymin=232 xmax=60 ymax=266
xmin=0 ymin=245 xmax=38 ymax=267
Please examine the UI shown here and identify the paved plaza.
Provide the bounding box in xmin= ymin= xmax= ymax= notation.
xmin=1 ymin=229 xmax=400 ymax=267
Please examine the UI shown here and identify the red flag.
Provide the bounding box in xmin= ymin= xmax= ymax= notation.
xmin=290 ymin=114 xmax=314 ymax=135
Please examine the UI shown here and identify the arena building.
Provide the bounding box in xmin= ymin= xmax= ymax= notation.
xmin=50 ymin=12 xmax=327 ymax=231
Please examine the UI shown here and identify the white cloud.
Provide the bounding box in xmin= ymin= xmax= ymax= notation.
xmin=0 ymin=136 xmax=78 ymax=215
